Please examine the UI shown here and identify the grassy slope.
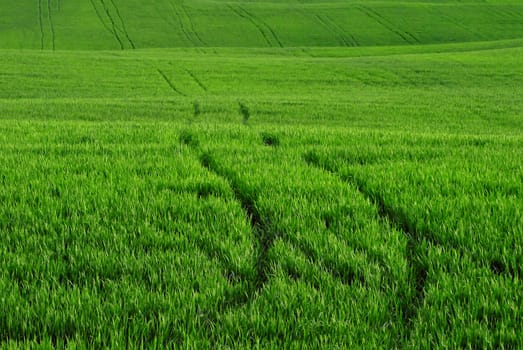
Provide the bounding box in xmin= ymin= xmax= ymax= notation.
xmin=0 ymin=0 xmax=522 ymax=348
xmin=1 ymin=0 xmax=523 ymax=49
xmin=0 ymin=43 xmax=521 ymax=348
xmin=1 ymin=43 xmax=521 ymax=134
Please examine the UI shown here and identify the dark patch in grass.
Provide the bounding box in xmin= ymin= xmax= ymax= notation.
xmin=238 ymin=102 xmax=250 ymax=124
xmin=468 ymin=138 xmax=488 ymax=147
xmin=261 ymin=132 xmax=280 ymax=147
xmin=490 ymin=258 xmax=519 ymax=279
xmin=179 ymin=130 xmax=199 ymax=148
xmin=490 ymin=259 xmax=505 ymax=275
xmin=78 ymin=135 xmax=96 ymax=144
xmin=323 ymin=213 xmax=333 ymax=230
xmin=193 ymin=100 xmax=201 ymax=118
xmin=324 ymin=260 xmax=359 ymax=285
xmin=303 ymin=150 xmax=320 ymax=165
xmin=50 ymin=186 xmax=61 ymax=198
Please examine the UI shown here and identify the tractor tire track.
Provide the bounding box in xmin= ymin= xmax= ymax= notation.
xmin=186 ymin=147 xmax=368 ymax=311
xmin=325 ymin=15 xmax=359 ymax=47
xmin=304 ymin=151 xmax=430 ymax=343
xmin=99 ymin=0 xmax=125 ymax=50
xmin=180 ymin=3 xmax=206 ymax=46
xmin=47 ymin=0 xmax=56 ymax=50
xmin=168 ymin=1 xmax=195 ymax=46
xmin=357 ymin=6 xmax=420 ymax=45
xmin=314 ymin=14 xmax=354 ymax=47
xmin=183 ymin=68 xmax=208 ymax=92
xmin=38 ymin=0 xmax=45 ymax=50
xmin=492 ymin=7 xmax=519 ymax=20
xmin=367 ymin=6 xmax=420 ymax=44
xmin=314 ymin=14 xmax=350 ymax=47
xmin=227 ymin=4 xmax=283 ymax=48
xmin=240 ymin=6 xmax=283 ymax=48
xmin=199 ymin=152 xmax=278 ymax=309
xmin=157 ymin=69 xmax=187 ymax=96
xmin=108 ymin=0 xmax=135 ymax=49
xmin=88 ymin=0 xmax=116 ymax=37
xmin=438 ymin=12 xmax=486 ymax=40
xmin=227 ymin=4 xmax=271 ymax=47
xmin=201 ymin=152 xmax=360 ymax=291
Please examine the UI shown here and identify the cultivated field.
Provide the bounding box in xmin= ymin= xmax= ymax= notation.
xmin=0 ymin=0 xmax=522 ymax=348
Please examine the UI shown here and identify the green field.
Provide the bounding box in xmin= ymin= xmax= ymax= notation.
xmin=0 ymin=0 xmax=522 ymax=348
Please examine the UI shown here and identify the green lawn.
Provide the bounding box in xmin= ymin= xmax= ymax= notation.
xmin=0 ymin=0 xmax=522 ymax=348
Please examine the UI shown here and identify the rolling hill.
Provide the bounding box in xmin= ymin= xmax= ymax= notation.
xmin=0 ymin=1 xmax=522 ymax=348
xmin=1 ymin=0 xmax=523 ymax=49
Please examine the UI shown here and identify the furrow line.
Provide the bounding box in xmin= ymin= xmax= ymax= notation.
xmin=108 ymin=0 xmax=135 ymax=49
xmin=183 ymin=68 xmax=208 ymax=92
xmin=38 ymin=0 xmax=44 ymax=50
xmin=357 ymin=6 xmax=417 ymax=45
xmin=157 ymin=0 xmax=176 ymax=28
xmin=492 ymin=7 xmax=518 ymax=20
xmin=363 ymin=6 xmax=420 ymax=44
xmin=199 ymin=153 xmax=362 ymax=293
xmin=314 ymin=14 xmax=351 ymax=47
xmin=239 ymin=6 xmax=283 ymax=48
xmin=404 ymin=31 xmax=421 ymax=44
xmin=226 ymin=4 xmax=273 ymax=47
xmin=180 ymin=3 xmax=206 ymax=46
xmin=99 ymin=0 xmax=125 ymax=50
xmin=169 ymin=1 xmax=194 ymax=46
xmin=303 ymin=152 xmax=430 ymax=342
xmin=200 ymin=152 xmax=275 ymax=293
xmin=157 ymin=69 xmax=187 ymax=96
xmin=437 ymin=12 xmax=486 ymax=40
xmin=325 ymin=15 xmax=359 ymax=47
xmin=178 ymin=141 xmax=268 ymax=312
xmin=47 ymin=0 xmax=56 ymax=50
xmin=88 ymin=0 xmax=116 ymax=37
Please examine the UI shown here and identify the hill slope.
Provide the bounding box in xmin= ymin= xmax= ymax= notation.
xmin=1 ymin=1 xmax=522 ymax=349
xmin=1 ymin=0 xmax=523 ymax=49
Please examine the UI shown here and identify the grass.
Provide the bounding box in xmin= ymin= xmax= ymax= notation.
xmin=2 ymin=1 xmax=523 ymax=50
xmin=0 ymin=0 xmax=522 ymax=348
